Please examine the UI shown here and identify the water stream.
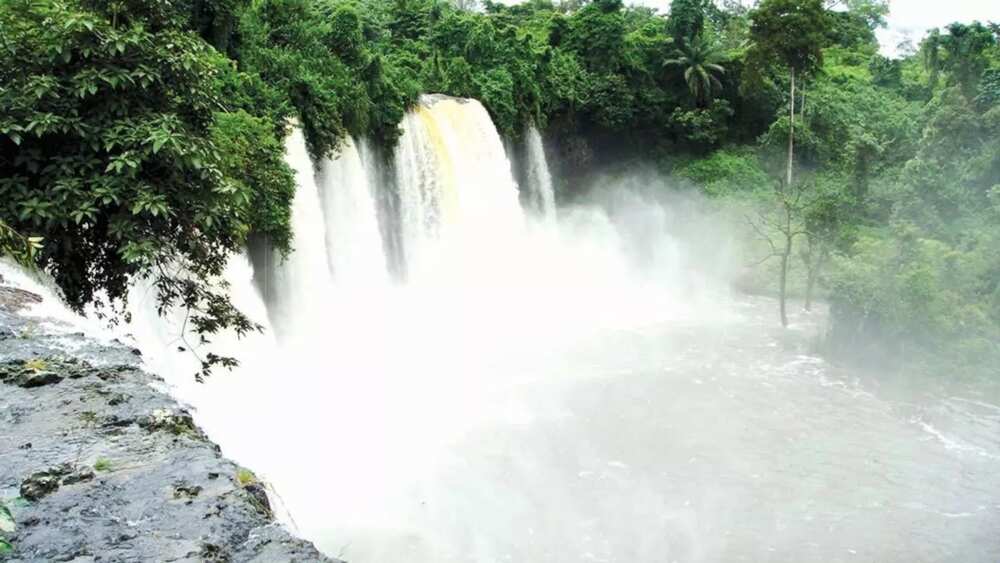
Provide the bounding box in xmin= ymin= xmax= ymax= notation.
xmin=124 ymin=95 xmax=1000 ymax=562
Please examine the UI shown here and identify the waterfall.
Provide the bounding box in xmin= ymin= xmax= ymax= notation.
xmin=523 ymin=124 xmax=556 ymax=221
xmin=315 ymin=137 xmax=389 ymax=287
xmin=261 ymin=128 xmax=335 ymax=338
xmin=124 ymin=94 xmax=732 ymax=563
xmin=393 ymin=94 xmax=525 ymax=283
xmin=260 ymin=129 xmax=391 ymax=339
xmin=126 ymin=251 xmax=278 ymax=434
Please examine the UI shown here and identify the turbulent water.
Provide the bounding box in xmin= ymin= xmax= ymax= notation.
xmin=522 ymin=124 xmax=556 ymax=221
xmin=123 ymin=95 xmax=1000 ymax=562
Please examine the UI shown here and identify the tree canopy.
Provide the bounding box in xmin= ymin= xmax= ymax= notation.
xmin=0 ymin=0 xmax=997 ymax=376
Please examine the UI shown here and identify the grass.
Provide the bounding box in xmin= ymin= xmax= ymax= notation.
xmin=23 ymin=357 xmax=46 ymax=372
xmin=236 ymin=468 xmax=257 ymax=487
xmin=93 ymin=458 xmax=112 ymax=472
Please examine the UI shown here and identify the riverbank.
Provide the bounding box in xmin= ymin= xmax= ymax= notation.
xmin=0 ymin=273 xmax=336 ymax=562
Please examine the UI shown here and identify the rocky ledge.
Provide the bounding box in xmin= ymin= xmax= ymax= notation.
xmin=0 ymin=275 xmax=335 ymax=562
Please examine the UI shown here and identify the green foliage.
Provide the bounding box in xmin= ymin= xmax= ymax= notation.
xmin=236 ymin=467 xmax=258 ymax=486
xmin=676 ymin=147 xmax=770 ymax=196
xmin=0 ymin=502 xmax=14 ymax=534
xmin=817 ymin=25 xmax=1000 ymax=369
xmin=0 ymin=499 xmax=13 ymax=555
xmin=210 ymin=111 xmax=295 ymax=252
xmin=0 ymin=0 xmax=272 ymax=377
xmin=664 ymin=35 xmax=727 ymax=107
xmin=828 ymin=225 xmax=1000 ymax=368
xmin=23 ymin=358 xmax=47 ymax=373
xmin=939 ymin=22 xmax=997 ymax=97
xmin=747 ymin=0 xmax=830 ymax=77
xmin=666 ymin=0 xmax=710 ymax=45
xmin=93 ymin=458 xmax=112 ymax=472
xmin=668 ymin=100 xmax=733 ymax=147
xmin=1 ymin=0 xmax=996 ymax=375
xmin=0 ymin=220 xmax=43 ymax=268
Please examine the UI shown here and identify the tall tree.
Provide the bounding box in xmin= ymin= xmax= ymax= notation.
xmin=922 ymin=28 xmax=943 ymax=91
xmin=664 ymin=36 xmax=727 ymax=107
xmin=747 ymin=0 xmax=830 ymax=326
xmin=667 ymin=0 xmax=709 ymax=45
xmin=940 ymin=22 xmax=997 ymax=98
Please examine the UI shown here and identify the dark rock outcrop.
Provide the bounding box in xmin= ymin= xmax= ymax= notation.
xmin=0 ymin=279 xmax=337 ymax=563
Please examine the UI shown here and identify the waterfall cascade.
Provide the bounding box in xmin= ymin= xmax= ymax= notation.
xmin=393 ymin=95 xmax=525 ymax=283
xmin=261 ymin=128 xmax=335 ymax=338
xmin=316 ymin=137 xmax=389 ymax=288
xmin=7 ymin=91 xmax=991 ymax=563
xmin=126 ymin=93 xmax=731 ymax=563
xmin=259 ymin=129 xmax=390 ymax=339
xmin=523 ymin=124 xmax=556 ymax=221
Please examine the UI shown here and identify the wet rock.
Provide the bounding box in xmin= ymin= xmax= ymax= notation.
xmin=0 ymin=285 xmax=43 ymax=313
xmin=173 ymin=482 xmax=203 ymax=501
xmin=17 ymin=370 xmax=64 ymax=388
xmin=138 ymin=408 xmax=206 ymax=439
xmin=242 ymin=483 xmax=273 ymax=519
xmin=0 ymin=280 xmax=338 ymax=563
xmin=0 ymin=358 xmax=111 ymax=388
xmin=107 ymin=393 xmax=129 ymax=406
xmin=0 ymin=360 xmax=63 ymax=388
xmin=198 ymin=542 xmax=231 ymax=562
xmin=61 ymin=467 xmax=95 ymax=486
xmin=20 ymin=465 xmax=72 ymax=501
xmin=98 ymin=414 xmax=134 ymax=429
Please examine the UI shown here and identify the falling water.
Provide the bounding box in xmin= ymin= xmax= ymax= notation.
xmin=393 ymin=95 xmax=524 ymax=283
xmin=262 ymin=128 xmax=335 ymax=339
xmin=315 ymin=137 xmax=389 ymax=287
xmin=523 ymin=124 xmax=556 ymax=221
xmin=118 ymin=95 xmax=1000 ymax=563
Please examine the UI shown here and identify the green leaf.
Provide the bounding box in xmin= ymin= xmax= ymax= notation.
xmin=0 ymin=537 xmax=12 ymax=555
xmin=0 ymin=503 xmax=14 ymax=533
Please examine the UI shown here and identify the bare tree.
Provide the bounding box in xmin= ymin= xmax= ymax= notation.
xmin=746 ymin=179 xmax=809 ymax=327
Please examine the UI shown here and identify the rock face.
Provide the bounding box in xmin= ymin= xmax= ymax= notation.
xmin=0 ymin=280 xmax=338 ymax=562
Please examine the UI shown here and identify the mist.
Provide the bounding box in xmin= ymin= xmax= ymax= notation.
xmin=116 ymin=96 xmax=1000 ymax=563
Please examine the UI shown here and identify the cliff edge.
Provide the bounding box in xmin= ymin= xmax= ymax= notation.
xmin=0 ymin=272 xmax=336 ymax=562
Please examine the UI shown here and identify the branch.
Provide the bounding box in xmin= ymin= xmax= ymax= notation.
xmin=747 ymin=252 xmax=778 ymax=267
xmin=745 ymin=213 xmax=778 ymax=255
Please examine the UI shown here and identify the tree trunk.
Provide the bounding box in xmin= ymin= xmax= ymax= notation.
xmin=779 ymin=204 xmax=793 ymax=328
xmin=800 ymin=83 xmax=806 ymax=120
xmin=786 ymin=67 xmax=796 ymax=190
xmin=778 ymin=68 xmax=797 ymax=328
xmin=779 ymin=244 xmax=790 ymax=328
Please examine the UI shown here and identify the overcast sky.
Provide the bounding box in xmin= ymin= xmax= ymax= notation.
xmin=497 ymin=0 xmax=1000 ymax=56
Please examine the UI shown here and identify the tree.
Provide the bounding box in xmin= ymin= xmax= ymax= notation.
xmin=666 ymin=0 xmax=709 ymax=45
xmin=824 ymin=0 xmax=888 ymax=30
xmin=747 ymin=0 xmax=830 ymax=326
xmin=939 ymin=22 xmax=997 ymax=98
xmin=921 ymin=28 xmax=943 ymax=91
xmin=664 ymin=35 xmax=726 ymax=107
xmin=0 ymin=0 xmax=293 ymax=378
xmin=562 ymin=0 xmax=626 ymax=74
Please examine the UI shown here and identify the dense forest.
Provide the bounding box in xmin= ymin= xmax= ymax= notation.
xmin=1 ymin=0 xmax=998 ymax=375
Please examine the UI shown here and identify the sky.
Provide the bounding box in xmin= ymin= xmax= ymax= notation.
xmin=498 ymin=0 xmax=1000 ymax=56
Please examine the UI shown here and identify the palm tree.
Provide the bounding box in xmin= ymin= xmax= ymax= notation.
xmin=664 ymin=36 xmax=727 ymax=107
